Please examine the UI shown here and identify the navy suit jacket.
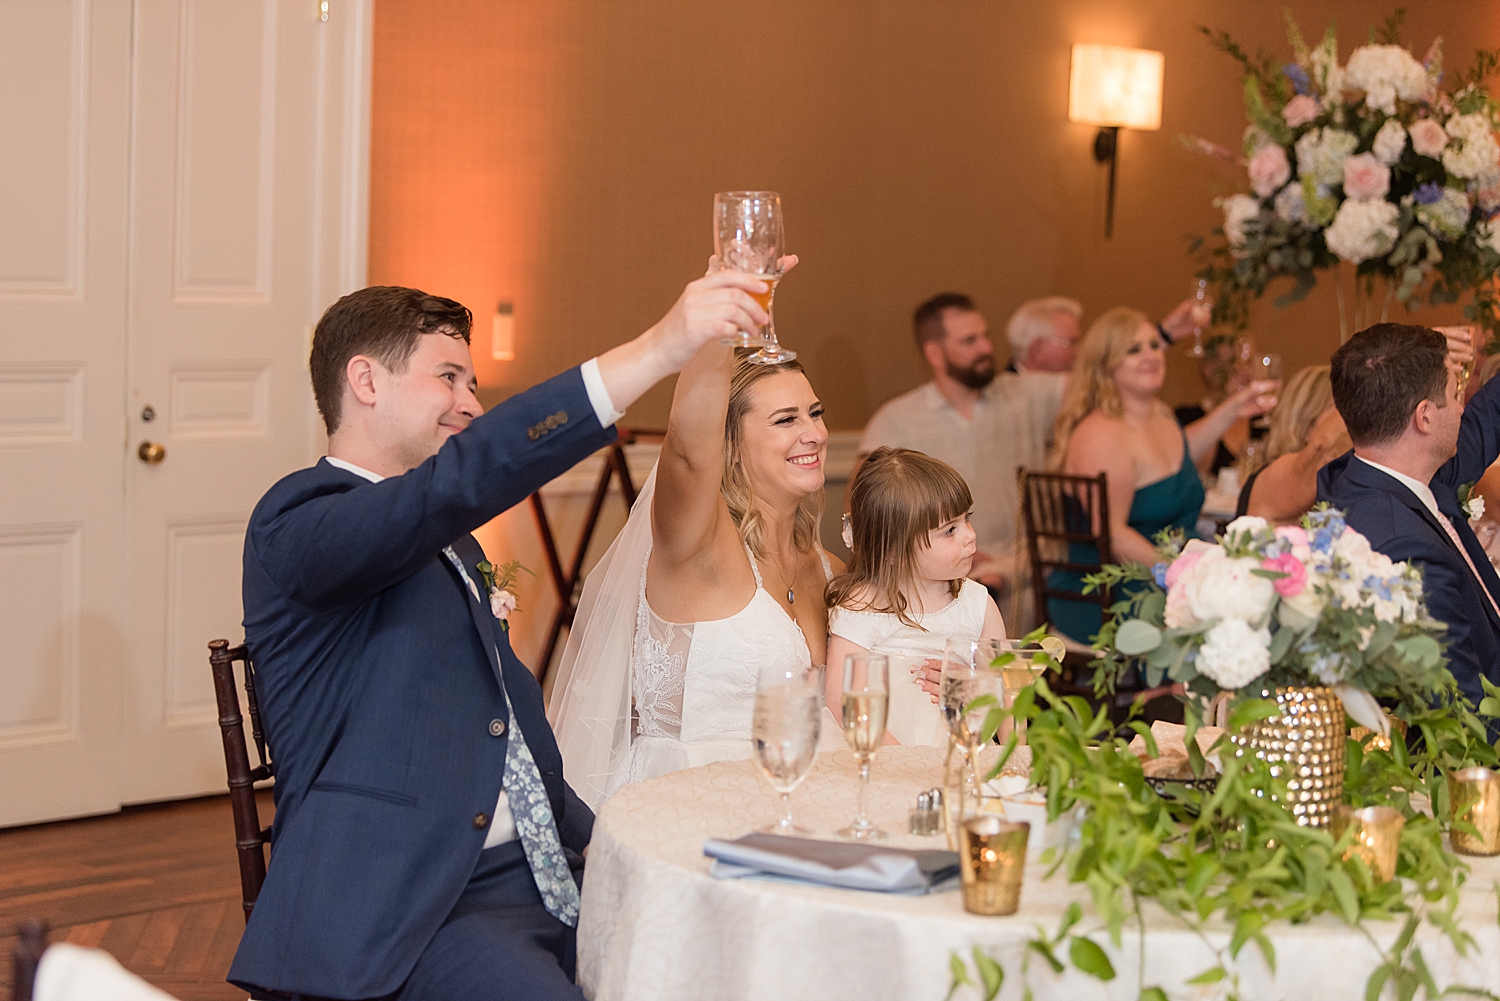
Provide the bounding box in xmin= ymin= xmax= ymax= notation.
xmin=1316 ymin=374 xmax=1500 ymax=711
xmin=227 ymin=367 xmax=616 ymax=998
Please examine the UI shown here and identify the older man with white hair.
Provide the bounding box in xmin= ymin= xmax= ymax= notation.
xmin=1004 ymin=296 xmax=1083 ymax=374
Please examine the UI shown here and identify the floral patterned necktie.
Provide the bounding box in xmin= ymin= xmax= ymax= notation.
xmin=444 ymin=546 xmax=581 ymax=927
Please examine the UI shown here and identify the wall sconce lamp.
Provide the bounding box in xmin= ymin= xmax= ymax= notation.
xmin=1068 ymin=43 xmax=1164 ymax=238
xmin=492 ymin=300 xmax=515 ymax=361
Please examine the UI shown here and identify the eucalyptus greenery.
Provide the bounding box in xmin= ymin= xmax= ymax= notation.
xmin=944 ymin=679 xmax=1500 ymax=1001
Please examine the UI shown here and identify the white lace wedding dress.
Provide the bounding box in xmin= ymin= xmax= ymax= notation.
xmin=547 ymin=465 xmax=843 ymax=809
xmin=618 ymin=542 xmax=841 ymax=792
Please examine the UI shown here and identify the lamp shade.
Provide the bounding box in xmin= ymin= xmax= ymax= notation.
xmin=1068 ymin=44 xmax=1164 ymax=130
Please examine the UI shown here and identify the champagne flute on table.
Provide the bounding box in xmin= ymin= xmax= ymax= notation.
xmin=712 ymin=190 xmax=795 ymax=365
xmin=994 ymin=637 xmax=1063 ymax=746
xmin=751 ymin=661 xmax=825 ymax=835
xmin=940 ymin=640 xmax=1005 ymax=832
xmin=837 ymin=652 xmax=889 ymax=841
xmin=1189 ymin=278 xmax=1211 ymax=358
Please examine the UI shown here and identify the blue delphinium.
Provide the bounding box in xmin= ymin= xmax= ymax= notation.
xmin=1284 ymin=63 xmax=1312 ymax=95
xmin=1414 ymin=182 xmax=1445 ymax=206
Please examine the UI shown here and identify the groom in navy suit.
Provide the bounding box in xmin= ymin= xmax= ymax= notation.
xmin=228 ymin=272 xmax=768 ymax=1000
xmin=1318 ymin=323 xmax=1500 ymax=715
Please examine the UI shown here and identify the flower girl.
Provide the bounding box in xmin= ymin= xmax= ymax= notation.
xmin=825 ymin=447 xmax=1005 ymax=746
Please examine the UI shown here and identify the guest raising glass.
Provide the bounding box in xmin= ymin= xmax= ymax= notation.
xmin=1045 ymin=308 xmax=1276 ymax=644
xmin=1236 ymin=365 xmax=1350 ymax=524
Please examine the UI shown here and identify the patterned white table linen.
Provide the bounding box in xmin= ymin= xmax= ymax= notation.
xmin=577 ymin=746 xmax=1500 ymax=1001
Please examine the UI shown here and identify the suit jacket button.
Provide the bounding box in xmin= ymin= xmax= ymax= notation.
xmin=473 ymin=812 xmax=489 ymax=829
xmin=544 ymin=414 xmax=558 ymax=430
xmin=527 ymin=427 xmax=540 ymax=441
xmin=555 ymin=410 xmax=568 ymax=425
xmin=489 ymin=718 xmax=506 ymax=737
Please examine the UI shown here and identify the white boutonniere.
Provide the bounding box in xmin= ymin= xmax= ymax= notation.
xmin=477 ymin=558 xmax=533 ymax=631
xmin=1460 ymin=483 xmax=1485 ymax=524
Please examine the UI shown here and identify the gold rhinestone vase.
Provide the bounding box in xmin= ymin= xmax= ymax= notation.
xmin=1229 ymin=686 xmax=1346 ymax=828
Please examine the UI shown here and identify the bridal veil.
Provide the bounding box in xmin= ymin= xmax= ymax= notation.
xmin=546 ymin=464 xmax=657 ymax=809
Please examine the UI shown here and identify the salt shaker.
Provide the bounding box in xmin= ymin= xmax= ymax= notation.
xmin=909 ymin=788 xmax=943 ymax=835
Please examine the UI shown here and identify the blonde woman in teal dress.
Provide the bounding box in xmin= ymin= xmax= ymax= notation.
xmin=1047 ymin=308 xmax=1277 ymax=644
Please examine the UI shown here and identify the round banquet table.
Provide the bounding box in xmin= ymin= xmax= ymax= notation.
xmin=576 ymin=746 xmax=1500 ymax=1001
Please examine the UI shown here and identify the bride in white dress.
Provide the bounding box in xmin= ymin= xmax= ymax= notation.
xmin=549 ymin=315 xmax=844 ymax=807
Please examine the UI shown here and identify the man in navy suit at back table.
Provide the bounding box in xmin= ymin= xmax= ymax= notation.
xmin=227 ymin=271 xmax=770 ymax=1001
xmin=1317 ymin=322 xmax=1499 ymax=715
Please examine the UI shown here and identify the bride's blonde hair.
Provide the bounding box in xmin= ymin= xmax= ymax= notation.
xmin=825 ymin=447 xmax=972 ymax=629
xmin=1049 ymin=306 xmax=1153 ymax=468
xmin=723 ymin=349 xmax=824 ymax=559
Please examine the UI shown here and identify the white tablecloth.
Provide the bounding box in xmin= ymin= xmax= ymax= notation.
xmin=577 ymin=747 xmax=1500 ymax=1001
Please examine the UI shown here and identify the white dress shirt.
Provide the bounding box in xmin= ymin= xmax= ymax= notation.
xmin=324 ymin=357 xmax=621 ymax=848
xmin=1355 ymin=455 xmax=1440 ymax=519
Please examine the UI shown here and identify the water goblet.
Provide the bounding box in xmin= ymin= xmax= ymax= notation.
xmin=751 ymin=661 xmax=824 ymax=834
xmin=712 ymin=190 xmax=795 ymax=364
xmin=939 ymin=639 xmax=1005 ymax=836
xmin=837 ymin=652 xmax=889 ymax=840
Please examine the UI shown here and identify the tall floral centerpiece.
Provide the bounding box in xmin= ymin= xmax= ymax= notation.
xmin=1089 ymin=510 xmax=1455 ymax=826
xmin=1197 ymin=13 xmax=1500 ymax=340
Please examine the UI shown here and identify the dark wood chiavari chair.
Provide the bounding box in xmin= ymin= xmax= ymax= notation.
xmin=10 ymin=920 xmax=47 ymax=1001
xmin=207 ymin=639 xmax=274 ymax=923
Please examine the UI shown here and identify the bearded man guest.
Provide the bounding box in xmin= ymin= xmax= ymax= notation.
xmin=227 ymin=274 xmax=767 ymax=1001
xmin=1318 ymin=323 xmax=1498 ymax=713
xmin=858 ymin=293 xmax=1066 ymax=623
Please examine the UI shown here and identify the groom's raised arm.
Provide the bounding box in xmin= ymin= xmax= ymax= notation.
xmin=250 ymin=367 xmax=613 ymax=612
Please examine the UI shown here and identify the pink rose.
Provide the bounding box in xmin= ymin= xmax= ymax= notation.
xmin=1274 ymin=525 xmax=1312 ymax=563
xmin=1248 ymin=144 xmax=1292 ymax=197
xmin=1410 ymin=118 xmax=1448 ymax=158
xmin=490 ymin=588 xmax=517 ymax=622
xmin=1342 ymin=152 xmax=1391 ymax=201
xmin=1282 ymin=94 xmax=1319 ymax=128
xmin=1164 ymin=549 xmax=1204 ymax=590
xmin=1262 ymin=554 xmax=1308 ymax=597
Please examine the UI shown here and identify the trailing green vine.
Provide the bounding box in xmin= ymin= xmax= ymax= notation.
xmin=944 ymin=680 xmax=1500 ymax=1000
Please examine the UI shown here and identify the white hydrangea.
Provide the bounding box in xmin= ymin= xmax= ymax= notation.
xmin=1295 ymin=127 xmax=1360 ymax=187
xmin=1324 ymin=198 xmax=1400 ymax=263
xmin=1221 ymin=193 xmax=1262 ymax=252
xmin=1196 ymin=618 xmax=1272 ymax=690
xmin=1416 ymin=187 xmax=1473 ymax=239
xmin=1224 ymin=515 xmax=1269 ymax=536
xmin=1345 ymin=44 xmax=1430 ymax=115
xmin=1372 ymin=119 xmax=1408 ymax=166
xmin=1275 ymin=183 xmax=1308 ymax=223
xmin=1163 ymin=547 xmax=1277 ymax=628
xmin=1443 ymin=113 xmax=1500 ymax=186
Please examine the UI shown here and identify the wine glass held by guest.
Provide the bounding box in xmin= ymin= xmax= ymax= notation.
xmin=1238 ymin=365 xmax=1351 ymax=525
xmin=1045 ymin=308 xmax=1276 ymax=644
xmin=824 ymin=448 xmax=1006 ymax=747
xmin=550 ymin=257 xmax=853 ymax=807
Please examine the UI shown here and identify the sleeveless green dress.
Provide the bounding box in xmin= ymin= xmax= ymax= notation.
xmin=1046 ymin=432 xmax=1205 ymax=644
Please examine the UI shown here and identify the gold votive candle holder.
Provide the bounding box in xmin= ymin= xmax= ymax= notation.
xmin=959 ymin=816 xmax=1029 ymax=915
xmin=1448 ymin=767 xmax=1500 ymax=856
xmin=1331 ymin=805 xmax=1405 ymax=882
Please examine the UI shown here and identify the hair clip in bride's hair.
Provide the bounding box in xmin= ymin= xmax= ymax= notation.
xmin=841 ymin=512 xmax=854 ymax=552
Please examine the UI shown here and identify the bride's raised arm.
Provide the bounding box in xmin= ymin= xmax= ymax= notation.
xmin=653 ymin=341 xmax=743 ymax=567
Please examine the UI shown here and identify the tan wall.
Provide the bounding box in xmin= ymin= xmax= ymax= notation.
xmin=368 ymin=0 xmax=1500 ymax=668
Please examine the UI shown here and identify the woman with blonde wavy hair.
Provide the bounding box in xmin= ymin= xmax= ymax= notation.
xmin=1236 ymin=365 xmax=1350 ymax=524
xmin=550 ymin=260 xmax=846 ymax=804
xmin=1045 ymin=307 xmax=1275 ymax=643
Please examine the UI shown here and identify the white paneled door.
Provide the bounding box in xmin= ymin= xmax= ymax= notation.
xmin=0 ymin=0 xmax=131 ymax=827
xmin=0 ymin=0 xmax=369 ymax=826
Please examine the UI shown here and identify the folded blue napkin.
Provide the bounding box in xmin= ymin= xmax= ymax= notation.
xmin=703 ymin=833 xmax=960 ymax=894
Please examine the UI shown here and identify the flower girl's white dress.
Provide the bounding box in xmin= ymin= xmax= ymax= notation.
xmin=827 ymin=578 xmax=990 ymax=747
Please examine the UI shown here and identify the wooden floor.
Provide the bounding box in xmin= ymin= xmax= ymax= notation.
xmin=0 ymin=790 xmax=273 ymax=1000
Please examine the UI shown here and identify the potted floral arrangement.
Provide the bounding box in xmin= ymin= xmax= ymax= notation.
xmin=1195 ymin=12 xmax=1500 ymax=339
xmin=1088 ymin=508 xmax=1455 ymax=826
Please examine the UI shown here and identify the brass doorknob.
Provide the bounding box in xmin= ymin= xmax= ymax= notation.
xmin=138 ymin=441 xmax=166 ymax=464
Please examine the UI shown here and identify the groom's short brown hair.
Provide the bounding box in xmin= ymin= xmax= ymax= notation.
xmin=309 ymin=286 xmax=473 ymax=434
